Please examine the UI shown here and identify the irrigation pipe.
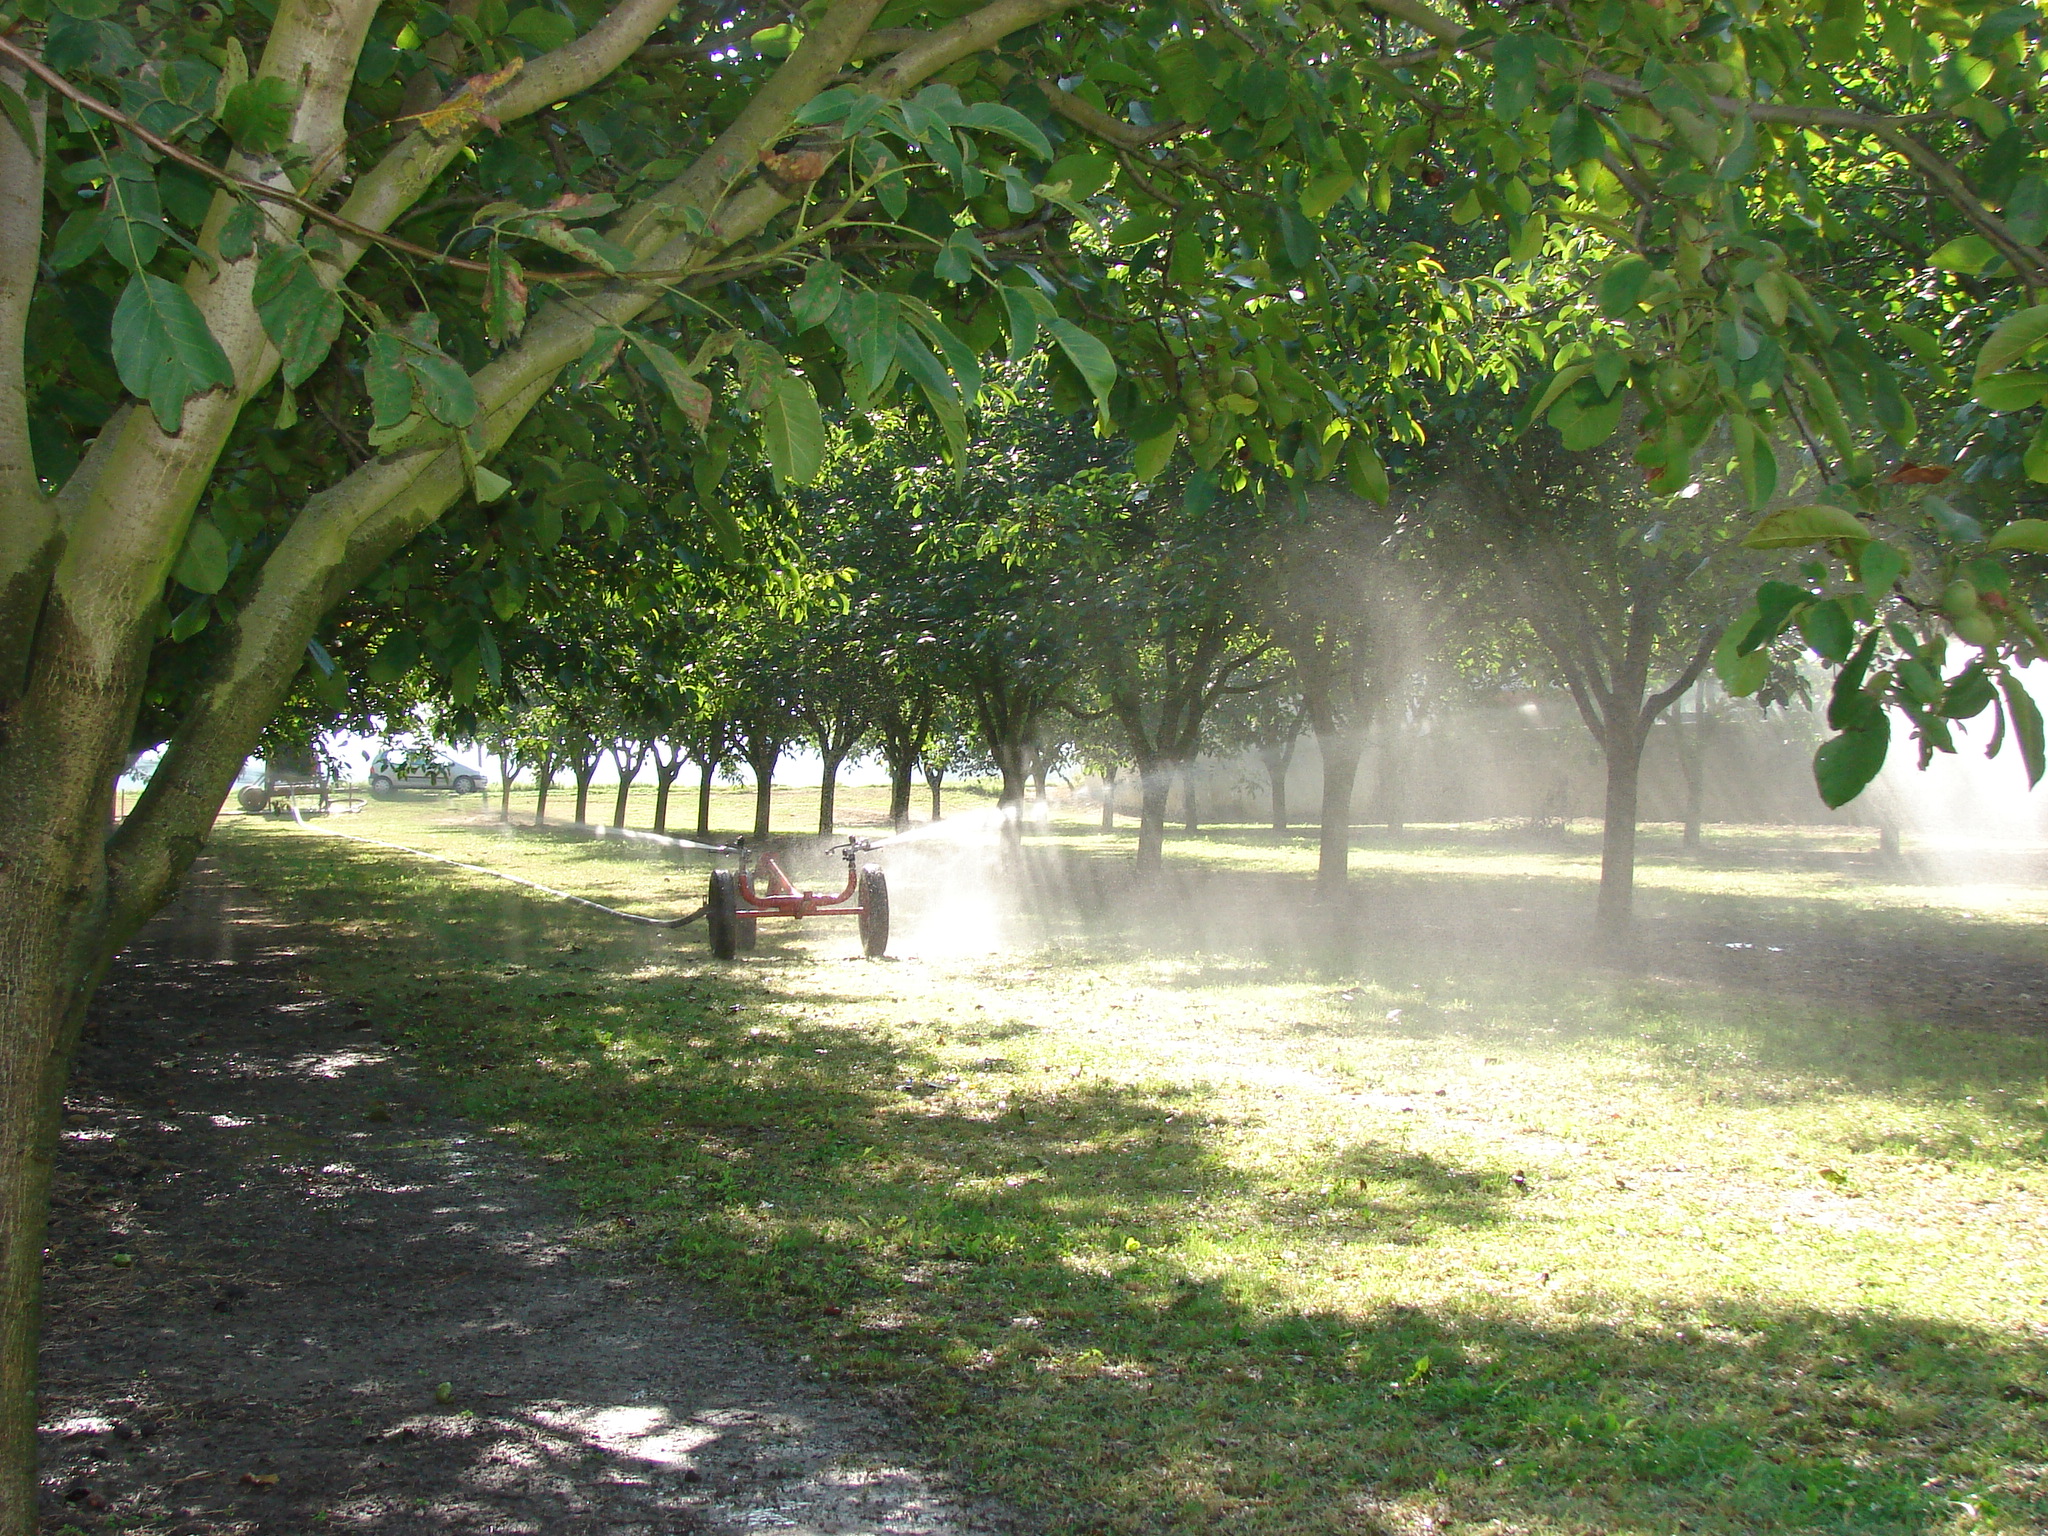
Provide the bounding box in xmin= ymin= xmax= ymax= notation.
xmin=286 ymin=803 xmax=707 ymax=928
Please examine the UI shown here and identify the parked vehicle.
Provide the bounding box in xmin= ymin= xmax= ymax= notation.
xmin=367 ymin=748 xmax=489 ymax=797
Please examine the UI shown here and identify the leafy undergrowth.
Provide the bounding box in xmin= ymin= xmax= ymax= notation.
xmin=209 ymin=806 xmax=2048 ymax=1535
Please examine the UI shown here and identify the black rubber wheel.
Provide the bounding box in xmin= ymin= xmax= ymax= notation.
xmin=452 ymin=776 xmax=478 ymax=796
xmin=707 ymin=870 xmax=740 ymax=960
xmin=368 ymin=775 xmax=396 ymax=799
xmin=857 ymin=865 xmax=889 ymax=958
xmin=237 ymin=784 xmax=269 ymax=814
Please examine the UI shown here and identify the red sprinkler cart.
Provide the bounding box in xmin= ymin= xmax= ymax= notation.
xmin=705 ymin=837 xmax=888 ymax=960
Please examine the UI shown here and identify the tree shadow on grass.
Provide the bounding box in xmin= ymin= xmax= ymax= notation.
xmin=210 ymin=823 xmax=2048 ymax=1534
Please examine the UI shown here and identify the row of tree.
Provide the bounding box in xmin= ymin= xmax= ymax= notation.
xmin=368 ymin=370 xmax=1782 ymax=940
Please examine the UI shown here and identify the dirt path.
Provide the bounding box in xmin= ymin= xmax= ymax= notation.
xmin=42 ymin=862 xmax=1010 ymax=1536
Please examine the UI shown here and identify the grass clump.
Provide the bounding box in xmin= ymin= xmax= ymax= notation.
xmin=209 ymin=803 xmax=2048 ymax=1534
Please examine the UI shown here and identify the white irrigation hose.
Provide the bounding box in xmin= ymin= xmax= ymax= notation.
xmin=286 ymin=803 xmax=706 ymax=928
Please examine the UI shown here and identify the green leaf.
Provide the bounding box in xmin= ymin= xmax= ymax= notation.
xmin=1989 ymin=518 xmax=2048 ymax=553
xmin=998 ymin=285 xmax=1039 ymax=364
xmin=1941 ymin=663 xmax=1998 ymax=719
xmin=504 ymin=6 xmax=576 ymax=49
xmin=364 ymin=332 xmax=414 ymax=429
xmin=1976 ymin=303 xmax=2048 ymax=377
xmin=1886 ymin=318 xmax=1944 ymax=369
xmin=1551 ymin=387 xmax=1626 ymax=450
xmin=0 ymin=80 xmax=34 ymax=151
xmin=1930 ymin=235 xmax=1999 ymax=274
xmin=1973 ymin=370 xmax=2048 ymax=411
xmin=1731 ymin=417 xmax=1778 ymax=508
xmin=52 ymin=0 xmax=122 ymax=16
xmin=48 ymin=207 xmax=101 ymax=272
xmin=1714 ymin=608 xmax=1770 ymax=696
xmin=111 ymin=273 xmax=235 ymax=433
xmin=793 ymin=86 xmax=862 ymax=126
xmin=954 ymin=101 xmax=1053 ymax=160
xmin=1045 ymin=317 xmax=1116 ymax=409
xmin=1739 ymin=579 xmax=1811 ymax=656
xmin=167 ymin=597 xmax=212 ymax=642
xmin=934 ymin=228 xmax=980 ymax=283
xmin=252 ymin=243 xmax=343 ymax=387
xmin=1346 ymin=437 xmax=1389 ymax=504
xmin=1859 ymin=540 xmax=1908 ymax=593
xmin=761 ymin=372 xmax=825 ymax=486
xmin=99 ymin=156 xmax=164 ymax=270
xmin=733 ymin=337 xmax=782 ymax=413
xmin=894 ymin=330 xmax=967 ymax=462
xmin=1971 ymin=3 xmax=2034 ymax=56
xmin=1132 ymin=430 xmax=1175 ymax=482
xmin=567 ymin=325 xmax=624 ymax=388
xmin=629 ymin=334 xmax=712 ymax=431
xmin=472 ymin=464 xmax=513 ymax=503
xmin=1813 ymin=715 xmax=1889 ymax=808
xmin=1523 ymin=363 xmax=1593 ymax=425
xmin=171 ymin=516 xmax=230 ymax=593
xmin=1490 ymin=32 xmax=1543 ymax=120
xmin=220 ymin=76 xmax=298 ymax=154
xmin=1926 ymin=495 xmax=1987 ymax=540
xmin=903 ymin=304 xmax=984 ymax=401
xmin=2000 ymin=672 xmax=2046 ymax=786
xmin=1741 ymin=503 xmax=1872 ymax=549
xmin=1300 ymin=170 xmax=1356 ymax=219
xmin=1798 ymin=597 xmax=1857 ymax=663
xmin=1597 ymin=256 xmax=1653 ymax=317
xmin=790 ymin=261 xmax=845 ymax=329
xmin=1275 ymin=205 xmax=1319 ymax=269
xmin=407 ymin=347 xmax=478 ymax=429
xmin=485 ymin=248 xmax=527 ymax=347
xmin=218 ymin=200 xmax=262 ymax=263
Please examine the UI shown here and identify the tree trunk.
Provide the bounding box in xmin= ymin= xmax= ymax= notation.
xmin=652 ymin=765 xmax=680 ymax=834
xmin=887 ymin=756 xmax=913 ymax=832
xmin=1032 ymin=758 xmax=1049 ymax=808
xmin=612 ymin=776 xmax=632 ymax=828
xmin=818 ymin=751 xmax=844 ymax=835
xmin=749 ymin=753 xmax=777 ymax=839
xmin=574 ymin=770 xmax=595 ymax=825
xmin=1136 ymin=762 xmax=1172 ymax=873
xmin=1314 ymin=733 xmax=1363 ymax=891
xmin=1378 ymin=727 xmax=1406 ymax=835
xmin=1260 ymin=746 xmax=1289 ymax=832
xmin=534 ymin=767 xmax=554 ymax=824
xmin=1100 ymin=765 xmax=1118 ymax=831
xmin=497 ymin=749 xmax=513 ymax=819
xmin=993 ymin=739 xmax=1027 ymax=811
xmin=696 ymin=761 xmax=715 ymax=838
xmin=1181 ymin=765 xmax=1199 ymax=834
xmin=925 ymin=766 xmax=945 ymax=822
xmin=1677 ymin=713 xmax=1706 ymax=850
xmin=0 ymin=860 xmax=100 ymax=1536
xmin=1598 ymin=725 xmax=1646 ymax=939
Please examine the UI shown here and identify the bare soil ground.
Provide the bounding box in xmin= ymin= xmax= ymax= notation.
xmin=41 ymin=861 xmax=1011 ymax=1536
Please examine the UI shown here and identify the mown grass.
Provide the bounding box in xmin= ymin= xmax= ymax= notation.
xmin=206 ymin=801 xmax=2048 ymax=1535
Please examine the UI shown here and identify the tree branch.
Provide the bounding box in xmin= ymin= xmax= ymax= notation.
xmin=0 ymin=49 xmax=49 ymax=712
xmin=103 ymin=0 xmax=1095 ymax=933
xmin=1640 ymin=628 xmax=1717 ymax=733
xmin=1033 ymin=78 xmax=1189 ymax=152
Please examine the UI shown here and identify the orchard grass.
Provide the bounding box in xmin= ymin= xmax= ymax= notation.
xmin=207 ymin=799 xmax=2048 ymax=1535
